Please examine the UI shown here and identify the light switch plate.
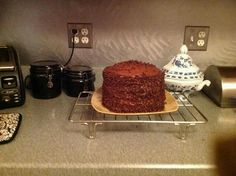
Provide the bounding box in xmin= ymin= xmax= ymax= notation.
xmin=184 ymin=26 xmax=210 ymax=51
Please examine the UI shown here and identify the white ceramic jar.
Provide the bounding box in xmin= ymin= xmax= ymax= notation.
xmin=163 ymin=45 xmax=211 ymax=94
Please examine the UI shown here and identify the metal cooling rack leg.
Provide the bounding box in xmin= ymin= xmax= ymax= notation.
xmin=85 ymin=122 xmax=102 ymax=139
xmin=88 ymin=123 xmax=96 ymax=139
xmin=176 ymin=124 xmax=190 ymax=140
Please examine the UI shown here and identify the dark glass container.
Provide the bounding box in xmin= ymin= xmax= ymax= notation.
xmin=62 ymin=65 xmax=95 ymax=97
xmin=29 ymin=60 xmax=62 ymax=99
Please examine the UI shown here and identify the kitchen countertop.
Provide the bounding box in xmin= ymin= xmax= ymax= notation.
xmin=1 ymin=67 xmax=236 ymax=176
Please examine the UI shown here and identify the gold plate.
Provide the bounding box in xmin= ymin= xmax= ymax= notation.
xmin=91 ymin=88 xmax=178 ymax=115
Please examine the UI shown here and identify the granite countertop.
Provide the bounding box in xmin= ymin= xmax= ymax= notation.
xmin=0 ymin=67 xmax=236 ymax=176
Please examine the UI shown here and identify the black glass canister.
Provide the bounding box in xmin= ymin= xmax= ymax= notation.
xmin=63 ymin=65 xmax=95 ymax=97
xmin=29 ymin=60 xmax=62 ymax=99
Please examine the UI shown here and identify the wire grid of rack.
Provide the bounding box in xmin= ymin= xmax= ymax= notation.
xmin=68 ymin=91 xmax=208 ymax=139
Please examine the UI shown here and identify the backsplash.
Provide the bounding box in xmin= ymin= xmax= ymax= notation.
xmin=0 ymin=0 xmax=236 ymax=70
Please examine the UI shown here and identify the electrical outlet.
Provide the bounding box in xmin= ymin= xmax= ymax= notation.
xmin=81 ymin=36 xmax=89 ymax=44
xmin=67 ymin=23 xmax=93 ymax=48
xmin=184 ymin=26 xmax=210 ymax=51
xmin=72 ymin=36 xmax=80 ymax=44
xmin=197 ymin=39 xmax=205 ymax=46
xmin=81 ymin=28 xmax=89 ymax=36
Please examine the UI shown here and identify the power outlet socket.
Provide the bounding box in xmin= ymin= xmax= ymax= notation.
xmin=67 ymin=23 xmax=93 ymax=48
xmin=184 ymin=26 xmax=210 ymax=51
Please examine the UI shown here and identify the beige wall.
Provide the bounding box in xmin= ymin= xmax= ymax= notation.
xmin=0 ymin=0 xmax=236 ymax=70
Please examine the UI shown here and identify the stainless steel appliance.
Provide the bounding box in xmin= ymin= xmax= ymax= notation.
xmin=203 ymin=65 xmax=236 ymax=107
xmin=0 ymin=45 xmax=25 ymax=109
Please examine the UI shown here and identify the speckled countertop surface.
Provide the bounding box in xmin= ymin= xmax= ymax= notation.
xmin=0 ymin=67 xmax=236 ymax=176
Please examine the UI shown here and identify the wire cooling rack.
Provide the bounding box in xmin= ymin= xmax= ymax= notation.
xmin=68 ymin=91 xmax=207 ymax=139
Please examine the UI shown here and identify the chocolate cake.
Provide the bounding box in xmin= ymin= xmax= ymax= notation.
xmin=102 ymin=60 xmax=166 ymax=113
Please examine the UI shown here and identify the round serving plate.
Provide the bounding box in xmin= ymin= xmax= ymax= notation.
xmin=91 ymin=88 xmax=178 ymax=116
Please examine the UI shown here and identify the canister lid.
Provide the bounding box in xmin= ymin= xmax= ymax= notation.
xmin=30 ymin=60 xmax=61 ymax=73
xmin=64 ymin=65 xmax=92 ymax=73
xmin=63 ymin=65 xmax=94 ymax=78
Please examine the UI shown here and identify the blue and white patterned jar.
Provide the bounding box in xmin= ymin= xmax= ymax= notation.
xmin=163 ymin=45 xmax=211 ymax=93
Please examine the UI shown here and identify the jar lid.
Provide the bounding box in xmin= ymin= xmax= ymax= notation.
xmin=31 ymin=60 xmax=60 ymax=68
xmin=30 ymin=60 xmax=61 ymax=73
xmin=64 ymin=65 xmax=92 ymax=73
xmin=63 ymin=65 xmax=94 ymax=78
xmin=163 ymin=45 xmax=199 ymax=72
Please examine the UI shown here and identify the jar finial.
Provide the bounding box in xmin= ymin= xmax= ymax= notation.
xmin=180 ymin=44 xmax=188 ymax=54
